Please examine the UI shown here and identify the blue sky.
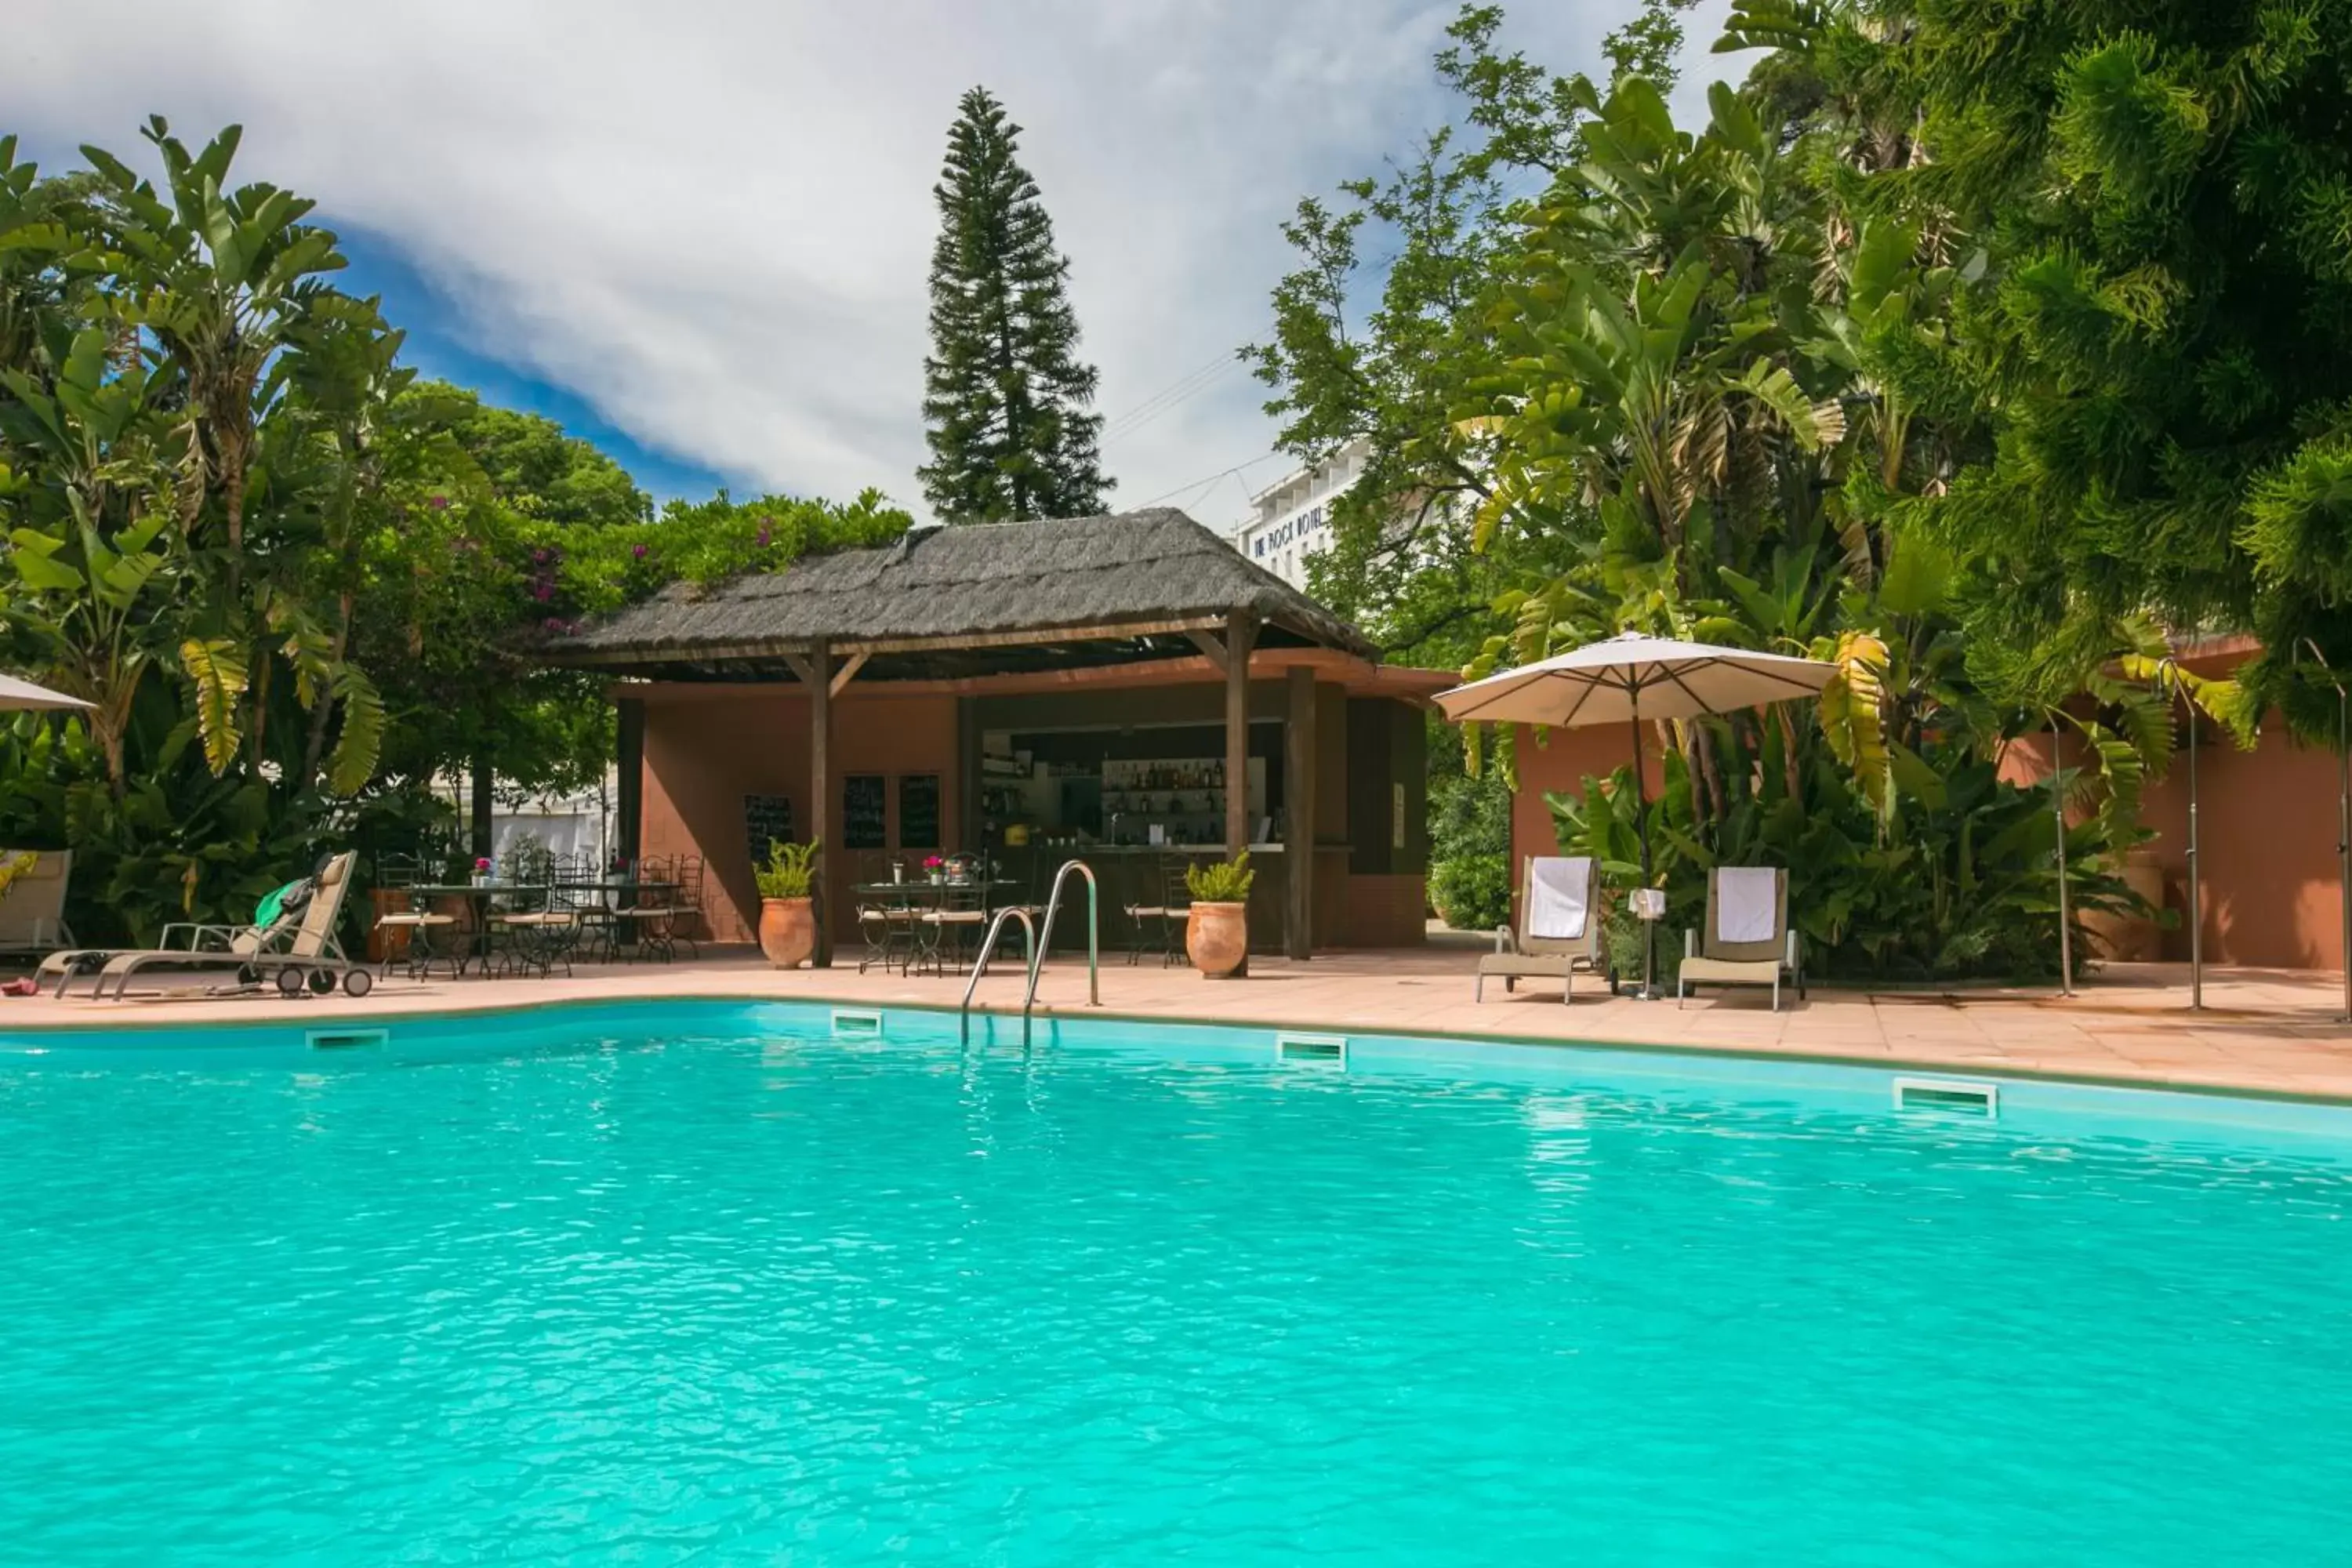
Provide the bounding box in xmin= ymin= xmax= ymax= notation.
xmin=6 ymin=0 xmax=1737 ymax=521
xmin=335 ymin=225 xmax=731 ymax=503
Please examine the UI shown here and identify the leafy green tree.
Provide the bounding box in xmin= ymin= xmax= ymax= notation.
xmin=70 ymin=118 xmax=387 ymax=786
xmin=1250 ymin=8 xmax=2247 ymax=978
xmin=1246 ymin=2 xmax=1693 ymax=666
xmin=1723 ymin=0 xmax=2352 ymax=732
xmin=918 ymin=86 xmax=1110 ymax=521
xmin=399 ymin=380 xmax=649 ymax=528
xmin=0 ymin=119 xmax=913 ymax=940
xmin=0 ymin=324 xmax=183 ymax=795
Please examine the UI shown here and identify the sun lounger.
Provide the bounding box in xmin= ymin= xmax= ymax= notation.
xmin=1677 ymin=866 xmax=1802 ymax=1010
xmin=1475 ymin=855 xmax=1606 ymax=1004
xmin=47 ymin=853 xmax=372 ymax=1000
xmin=38 ymin=904 xmax=293 ymax=996
xmin=0 ymin=850 xmax=74 ymax=957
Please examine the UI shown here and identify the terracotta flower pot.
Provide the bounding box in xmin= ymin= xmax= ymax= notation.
xmin=1185 ymin=901 xmax=1248 ymax=978
xmin=758 ymin=896 xmax=816 ymax=969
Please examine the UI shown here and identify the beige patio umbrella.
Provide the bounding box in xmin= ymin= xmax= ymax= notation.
xmin=1435 ymin=631 xmax=1841 ymax=995
xmin=0 ymin=673 xmax=92 ymax=711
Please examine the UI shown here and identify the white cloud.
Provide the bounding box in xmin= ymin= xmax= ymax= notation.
xmin=4 ymin=0 xmax=1751 ymax=521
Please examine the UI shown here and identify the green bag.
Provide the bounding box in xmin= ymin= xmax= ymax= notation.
xmin=254 ymin=878 xmax=310 ymax=929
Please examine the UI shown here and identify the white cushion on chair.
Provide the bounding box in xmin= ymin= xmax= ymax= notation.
xmin=1716 ymin=868 xmax=1780 ymax=944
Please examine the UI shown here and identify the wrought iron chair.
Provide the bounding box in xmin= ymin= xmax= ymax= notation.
xmin=913 ymin=859 xmax=991 ymax=976
xmin=372 ymin=854 xmax=461 ymax=981
xmin=621 ymin=855 xmax=679 ymax=962
xmin=496 ymin=880 xmax=584 ymax=978
xmin=855 ymin=854 xmax=919 ymax=974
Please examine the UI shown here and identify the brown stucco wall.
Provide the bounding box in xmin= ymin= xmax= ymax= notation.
xmin=2006 ymin=714 xmax=2347 ymax=973
xmin=640 ymin=686 xmax=962 ymax=945
xmin=641 ymin=676 xmax=1429 ymax=953
xmin=1508 ymin=722 xmax=1666 ymax=880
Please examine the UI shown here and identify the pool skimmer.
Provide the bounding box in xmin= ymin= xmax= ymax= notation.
xmin=830 ymin=1008 xmax=884 ymax=1040
xmin=305 ymin=1027 xmax=388 ymax=1052
xmin=1276 ymin=1032 xmax=1348 ymax=1069
xmin=1893 ymin=1076 xmax=1999 ymax=1119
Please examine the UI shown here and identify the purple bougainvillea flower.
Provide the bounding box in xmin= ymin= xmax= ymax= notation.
xmin=632 ymin=543 xmax=649 ymax=560
xmin=543 ymin=616 xmax=568 ymax=633
xmin=532 ymin=548 xmax=550 ymax=564
xmin=428 ymin=495 xmax=450 ymax=511
xmin=532 ymin=583 xmax=554 ymax=602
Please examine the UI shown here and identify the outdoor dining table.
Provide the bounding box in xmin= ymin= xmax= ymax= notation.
xmin=401 ymin=880 xmax=682 ymax=973
xmin=852 ymin=879 xmax=1025 ymax=975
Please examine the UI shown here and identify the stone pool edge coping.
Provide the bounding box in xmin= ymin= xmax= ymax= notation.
xmin=7 ymin=985 xmax=2350 ymax=1114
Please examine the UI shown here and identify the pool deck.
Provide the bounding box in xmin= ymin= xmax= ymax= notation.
xmin=8 ymin=941 xmax=2352 ymax=1102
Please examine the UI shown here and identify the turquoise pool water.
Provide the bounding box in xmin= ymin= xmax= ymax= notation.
xmin=4 ymin=1006 xmax=2350 ymax=1563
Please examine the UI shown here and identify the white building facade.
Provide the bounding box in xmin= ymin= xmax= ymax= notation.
xmin=1232 ymin=436 xmax=1372 ymax=590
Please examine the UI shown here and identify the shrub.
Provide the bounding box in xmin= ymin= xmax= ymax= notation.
xmin=1431 ymin=852 xmax=1512 ymax=933
xmin=1428 ymin=771 xmax=1513 ymax=931
xmin=1185 ymin=851 xmax=1254 ymax=902
xmin=755 ymin=839 xmax=821 ymax=899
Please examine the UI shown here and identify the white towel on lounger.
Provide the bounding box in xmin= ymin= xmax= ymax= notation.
xmin=1715 ymin=867 xmax=1779 ymax=945
xmin=1526 ymin=857 xmax=1592 ymax=940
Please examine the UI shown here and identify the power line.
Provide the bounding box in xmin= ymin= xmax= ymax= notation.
xmin=1131 ymin=450 xmax=1292 ymax=513
xmin=1102 ymin=355 xmax=1249 ymax=448
xmin=1099 ymin=351 xmax=1235 ymax=436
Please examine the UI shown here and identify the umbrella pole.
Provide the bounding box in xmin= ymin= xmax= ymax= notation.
xmin=2339 ymin=681 xmax=2350 ymax=1025
xmin=2053 ymin=717 xmax=2073 ymax=998
xmin=2187 ymin=695 xmax=2201 ymax=1012
xmin=1632 ymin=697 xmax=1657 ymax=1001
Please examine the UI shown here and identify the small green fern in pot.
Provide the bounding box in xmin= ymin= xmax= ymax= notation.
xmin=1185 ymin=851 xmax=1254 ymax=903
xmin=756 ymin=838 xmax=820 ymax=898
xmin=1183 ymin=851 xmax=1252 ymax=978
xmin=754 ymin=839 xmax=822 ymax=968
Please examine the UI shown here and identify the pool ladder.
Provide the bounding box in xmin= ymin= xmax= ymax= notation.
xmin=960 ymin=858 xmax=1100 ymax=1041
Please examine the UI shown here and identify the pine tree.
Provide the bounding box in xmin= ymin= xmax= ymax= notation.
xmin=919 ymin=87 xmax=1111 ymax=522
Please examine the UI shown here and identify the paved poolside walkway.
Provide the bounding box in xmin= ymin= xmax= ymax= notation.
xmin=8 ymin=943 xmax=2352 ymax=1102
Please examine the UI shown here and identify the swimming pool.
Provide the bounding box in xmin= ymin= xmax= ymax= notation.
xmin=4 ymin=1001 xmax=2349 ymax=1563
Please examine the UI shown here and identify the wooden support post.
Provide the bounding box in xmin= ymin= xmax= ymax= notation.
xmin=1225 ymin=612 xmax=1256 ymax=857
xmin=956 ymin=697 xmax=979 ymax=853
xmin=808 ymin=639 xmax=834 ymax=968
xmin=1285 ymin=665 xmax=1315 ymax=960
xmin=615 ymin=697 xmax=644 ymax=869
xmin=828 ymin=651 xmax=869 ymax=698
xmin=470 ymin=757 xmax=495 ymax=862
xmin=1185 ymin=630 xmax=1229 ymax=673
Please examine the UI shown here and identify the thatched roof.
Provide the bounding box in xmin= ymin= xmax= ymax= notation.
xmin=546 ymin=508 xmax=1377 ymax=681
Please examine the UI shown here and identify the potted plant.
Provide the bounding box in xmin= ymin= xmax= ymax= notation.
xmin=923 ymin=855 xmax=946 ymax=885
xmin=1183 ymin=852 xmax=1253 ymax=978
xmin=755 ymin=838 xmax=822 ymax=968
xmin=470 ymin=855 xmax=493 ymax=887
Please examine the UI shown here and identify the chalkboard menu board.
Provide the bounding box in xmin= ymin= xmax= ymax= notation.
xmin=898 ymin=773 xmax=941 ymax=849
xmin=843 ymin=775 xmax=887 ymax=850
xmin=742 ymin=794 xmax=794 ymax=867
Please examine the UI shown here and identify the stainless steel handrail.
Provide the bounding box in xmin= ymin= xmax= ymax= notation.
xmin=960 ymin=906 xmax=1037 ymax=1044
xmin=1024 ymin=859 xmax=1100 ymax=1014
xmin=960 ymin=906 xmax=1036 ymax=1015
